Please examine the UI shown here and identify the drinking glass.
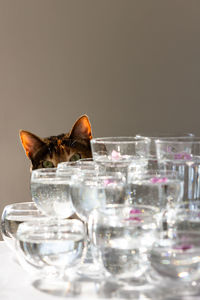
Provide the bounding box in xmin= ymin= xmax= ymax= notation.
xmin=15 ymin=218 xmax=86 ymax=296
xmin=149 ymin=230 xmax=200 ymax=296
xmin=127 ymin=170 xmax=183 ymax=232
xmin=167 ymin=200 xmax=200 ymax=235
xmin=31 ymin=168 xmax=76 ymax=218
xmin=136 ymin=133 xmax=195 ymax=170
xmin=70 ymin=172 xmax=126 ymax=278
xmin=89 ymin=204 xmax=158 ymax=289
xmin=155 ymin=137 xmax=200 ymax=202
xmin=90 ymin=137 xmax=150 ymax=177
xmin=127 ymin=170 xmax=183 ymax=209
xmin=1 ymin=202 xmax=45 ymax=251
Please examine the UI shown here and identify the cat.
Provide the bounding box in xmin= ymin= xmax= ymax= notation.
xmin=20 ymin=115 xmax=93 ymax=170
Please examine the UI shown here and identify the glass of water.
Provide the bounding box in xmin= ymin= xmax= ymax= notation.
xmin=135 ymin=133 xmax=194 ymax=171
xmin=149 ymin=230 xmax=200 ymax=296
xmin=127 ymin=170 xmax=183 ymax=209
xmin=89 ymin=204 xmax=158 ymax=288
xmin=90 ymin=137 xmax=150 ymax=177
xmin=15 ymin=218 xmax=86 ymax=295
xmin=31 ymin=168 xmax=76 ymax=218
xmin=70 ymin=172 xmax=126 ymax=278
xmin=155 ymin=137 xmax=200 ymax=202
xmin=1 ymin=202 xmax=46 ymax=251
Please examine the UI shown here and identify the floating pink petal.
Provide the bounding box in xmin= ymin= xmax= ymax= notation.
xmin=125 ymin=216 xmax=142 ymax=222
xmin=130 ymin=209 xmax=142 ymax=214
xmin=173 ymin=244 xmax=193 ymax=251
xmin=174 ymin=152 xmax=192 ymax=160
xmin=111 ymin=150 xmax=121 ymax=160
xmin=104 ymin=179 xmax=115 ymax=186
xmin=151 ymin=177 xmax=168 ymax=184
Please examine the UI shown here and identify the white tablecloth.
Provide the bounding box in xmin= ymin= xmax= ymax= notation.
xmin=1 ymin=241 xmax=200 ymax=300
xmin=0 ymin=241 xmax=103 ymax=300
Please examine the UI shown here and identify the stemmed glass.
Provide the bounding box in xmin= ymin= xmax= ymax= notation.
xmin=70 ymin=171 xmax=126 ymax=278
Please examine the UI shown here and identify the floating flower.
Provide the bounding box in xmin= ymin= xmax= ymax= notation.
xmin=125 ymin=216 xmax=142 ymax=222
xmin=151 ymin=177 xmax=168 ymax=184
xmin=130 ymin=209 xmax=142 ymax=214
xmin=111 ymin=150 xmax=121 ymax=160
xmin=173 ymin=244 xmax=193 ymax=251
xmin=174 ymin=152 xmax=192 ymax=160
xmin=103 ymin=179 xmax=115 ymax=186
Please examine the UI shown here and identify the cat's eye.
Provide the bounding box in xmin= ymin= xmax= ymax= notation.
xmin=69 ymin=153 xmax=81 ymax=162
xmin=42 ymin=160 xmax=54 ymax=168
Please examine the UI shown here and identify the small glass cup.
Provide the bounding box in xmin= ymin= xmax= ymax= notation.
xmin=127 ymin=170 xmax=183 ymax=209
xmin=15 ymin=218 xmax=86 ymax=295
xmin=31 ymin=168 xmax=76 ymax=218
xmin=166 ymin=200 xmax=200 ymax=236
xmin=127 ymin=170 xmax=183 ymax=232
xmin=1 ymin=202 xmax=45 ymax=251
xmin=155 ymin=137 xmax=200 ymax=202
xmin=89 ymin=204 xmax=158 ymax=288
xmin=136 ymin=133 xmax=195 ymax=171
xmin=149 ymin=230 xmax=200 ymax=296
xmin=90 ymin=137 xmax=150 ymax=177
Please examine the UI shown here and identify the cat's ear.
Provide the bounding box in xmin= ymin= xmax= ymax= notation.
xmin=69 ymin=115 xmax=92 ymax=140
xmin=19 ymin=130 xmax=45 ymax=160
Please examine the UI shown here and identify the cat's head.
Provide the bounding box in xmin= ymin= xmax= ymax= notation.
xmin=20 ymin=115 xmax=92 ymax=170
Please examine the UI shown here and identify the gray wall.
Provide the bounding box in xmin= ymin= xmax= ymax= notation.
xmin=1 ymin=0 xmax=200 ymax=217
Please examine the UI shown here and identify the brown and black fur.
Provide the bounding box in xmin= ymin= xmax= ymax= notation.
xmin=20 ymin=115 xmax=93 ymax=170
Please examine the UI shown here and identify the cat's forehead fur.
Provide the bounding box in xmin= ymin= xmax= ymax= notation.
xmin=32 ymin=135 xmax=92 ymax=169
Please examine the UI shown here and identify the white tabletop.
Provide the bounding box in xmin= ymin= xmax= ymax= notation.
xmin=1 ymin=241 xmax=200 ymax=300
xmin=0 ymin=241 xmax=104 ymax=300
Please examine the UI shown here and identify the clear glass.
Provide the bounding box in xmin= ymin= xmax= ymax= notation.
xmin=57 ymin=159 xmax=99 ymax=175
xmin=90 ymin=137 xmax=150 ymax=177
xmin=136 ymin=133 xmax=195 ymax=155
xmin=127 ymin=170 xmax=183 ymax=232
xmin=1 ymin=202 xmax=45 ymax=251
xmin=167 ymin=200 xmax=200 ymax=235
xmin=155 ymin=137 xmax=200 ymax=201
xmin=127 ymin=170 xmax=183 ymax=209
xmin=149 ymin=230 xmax=200 ymax=296
xmin=31 ymin=168 xmax=75 ymax=218
xmin=136 ymin=133 xmax=195 ymax=171
xmin=57 ymin=161 xmax=81 ymax=170
xmin=70 ymin=172 xmax=126 ymax=279
xmin=89 ymin=204 xmax=158 ymax=288
xmin=15 ymin=218 xmax=86 ymax=295
xmin=70 ymin=173 xmax=126 ymax=223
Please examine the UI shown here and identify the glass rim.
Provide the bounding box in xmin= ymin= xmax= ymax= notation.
xmin=31 ymin=167 xmax=77 ymax=177
xmin=128 ymin=169 xmax=180 ymax=179
xmin=136 ymin=133 xmax=195 ymax=139
xmin=155 ymin=137 xmax=200 ymax=144
xmin=16 ymin=218 xmax=85 ymax=235
xmin=2 ymin=202 xmax=37 ymax=211
xmin=31 ymin=167 xmax=57 ymax=173
xmin=90 ymin=136 xmax=150 ymax=145
xmin=156 ymin=230 xmax=200 ymax=243
xmin=93 ymin=203 xmax=159 ymax=213
xmin=57 ymin=161 xmax=81 ymax=169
